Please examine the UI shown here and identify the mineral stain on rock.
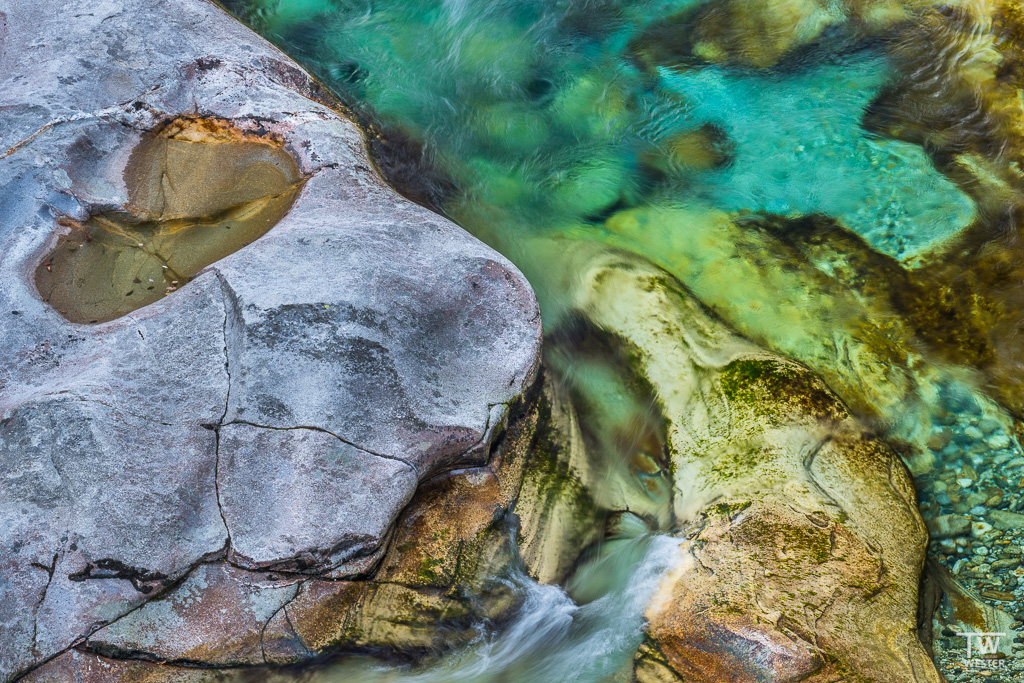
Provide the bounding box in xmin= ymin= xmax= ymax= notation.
xmin=35 ymin=117 xmax=304 ymax=324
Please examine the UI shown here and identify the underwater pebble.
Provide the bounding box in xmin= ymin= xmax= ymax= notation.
xmin=989 ymin=433 xmax=1012 ymax=449
xmin=981 ymin=589 xmax=1016 ymax=601
xmin=979 ymin=418 xmax=1003 ymax=434
xmin=929 ymin=515 xmax=971 ymax=539
xmin=929 ymin=430 xmax=953 ymax=451
xmin=990 ymin=510 xmax=1024 ymax=531
xmin=968 ymin=494 xmax=988 ymax=509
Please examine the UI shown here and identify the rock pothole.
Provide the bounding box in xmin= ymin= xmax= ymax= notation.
xmin=35 ymin=117 xmax=304 ymax=324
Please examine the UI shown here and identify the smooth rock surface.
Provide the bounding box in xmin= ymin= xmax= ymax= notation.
xmin=928 ymin=514 xmax=972 ymax=539
xmin=75 ymin=389 xmax=542 ymax=672
xmin=218 ymin=424 xmax=418 ymax=575
xmin=0 ymin=0 xmax=541 ymax=679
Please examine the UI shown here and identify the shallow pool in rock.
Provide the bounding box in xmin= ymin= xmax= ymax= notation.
xmin=36 ymin=117 xmax=303 ymax=324
xmin=221 ymin=0 xmax=1024 ymax=679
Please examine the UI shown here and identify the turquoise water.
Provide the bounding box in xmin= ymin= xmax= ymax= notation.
xmin=225 ymin=0 xmax=971 ymax=260
xmin=660 ymin=59 xmax=974 ymax=259
xmin=221 ymin=0 xmax=1024 ymax=679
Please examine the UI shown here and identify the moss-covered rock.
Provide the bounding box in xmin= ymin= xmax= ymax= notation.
xmin=554 ymin=245 xmax=939 ymax=681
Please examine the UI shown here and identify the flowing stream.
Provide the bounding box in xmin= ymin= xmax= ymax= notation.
xmin=259 ymin=534 xmax=681 ymax=682
xmin=219 ymin=0 xmax=1024 ymax=679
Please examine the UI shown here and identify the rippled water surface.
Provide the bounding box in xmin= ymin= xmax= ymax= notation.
xmin=221 ymin=0 xmax=1024 ymax=679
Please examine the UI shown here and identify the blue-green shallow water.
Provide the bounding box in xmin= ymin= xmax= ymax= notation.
xmin=219 ymin=0 xmax=1024 ymax=679
xmin=223 ymin=0 xmax=972 ymax=258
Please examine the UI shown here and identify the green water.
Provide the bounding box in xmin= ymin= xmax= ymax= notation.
xmin=220 ymin=0 xmax=1024 ymax=679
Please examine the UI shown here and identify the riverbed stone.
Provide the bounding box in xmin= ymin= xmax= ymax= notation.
xmin=989 ymin=510 xmax=1024 ymax=531
xmin=929 ymin=514 xmax=972 ymax=539
xmin=0 ymin=0 xmax=541 ymax=678
xmin=637 ymin=0 xmax=916 ymax=70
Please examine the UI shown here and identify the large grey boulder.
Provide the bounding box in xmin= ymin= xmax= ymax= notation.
xmin=0 ymin=0 xmax=541 ymax=679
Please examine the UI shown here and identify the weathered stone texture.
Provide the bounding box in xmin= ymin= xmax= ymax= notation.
xmin=0 ymin=0 xmax=542 ymax=679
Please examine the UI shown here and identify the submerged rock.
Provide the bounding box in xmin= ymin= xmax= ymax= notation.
xmin=929 ymin=514 xmax=973 ymax=539
xmin=636 ymin=0 xmax=915 ymax=70
xmin=988 ymin=509 xmax=1024 ymax=531
xmin=0 ymin=0 xmax=541 ymax=679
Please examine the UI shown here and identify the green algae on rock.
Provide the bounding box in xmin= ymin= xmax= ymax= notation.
xmin=566 ymin=249 xmax=936 ymax=680
xmin=35 ymin=117 xmax=303 ymax=324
